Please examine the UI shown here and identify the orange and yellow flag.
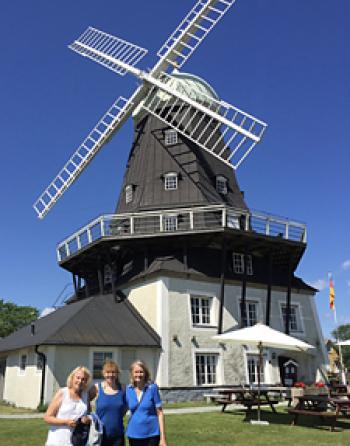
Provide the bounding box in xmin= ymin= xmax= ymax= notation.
xmin=329 ymin=274 xmax=335 ymax=310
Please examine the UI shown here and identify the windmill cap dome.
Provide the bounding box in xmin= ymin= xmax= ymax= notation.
xmin=133 ymin=70 xmax=220 ymax=121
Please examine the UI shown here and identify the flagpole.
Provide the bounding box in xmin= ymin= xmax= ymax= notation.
xmin=333 ymin=306 xmax=347 ymax=385
xmin=329 ymin=272 xmax=346 ymax=385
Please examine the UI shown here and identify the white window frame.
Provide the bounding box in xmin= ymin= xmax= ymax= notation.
xmin=279 ymin=302 xmax=304 ymax=334
xmin=163 ymin=214 xmax=178 ymax=231
xmin=246 ymin=353 xmax=265 ymax=384
xmin=164 ymin=129 xmax=178 ymax=146
xmin=187 ymin=290 xmax=218 ymax=330
xmin=193 ymin=350 xmax=220 ymax=386
xmin=90 ymin=350 xmax=114 ymax=380
xmin=239 ymin=300 xmax=260 ymax=327
xmin=18 ymin=353 xmax=27 ymax=376
xmin=190 ymin=295 xmax=213 ymax=327
xmin=125 ymin=185 xmax=133 ymax=204
xmin=216 ymin=175 xmax=228 ymax=195
xmin=233 ymin=252 xmax=253 ymax=275
xmin=164 ymin=172 xmax=178 ymax=191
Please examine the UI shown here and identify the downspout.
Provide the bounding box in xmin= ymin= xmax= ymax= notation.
xmin=35 ymin=345 xmax=46 ymax=406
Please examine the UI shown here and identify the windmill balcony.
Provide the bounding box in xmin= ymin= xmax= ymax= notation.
xmin=56 ymin=205 xmax=307 ymax=263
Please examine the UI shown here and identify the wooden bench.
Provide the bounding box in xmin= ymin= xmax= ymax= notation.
xmin=288 ymin=408 xmax=338 ymax=431
xmin=216 ymin=397 xmax=279 ymax=413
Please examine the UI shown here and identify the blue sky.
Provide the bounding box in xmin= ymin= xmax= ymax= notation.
xmin=1 ymin=1 xmax=349 ymax=339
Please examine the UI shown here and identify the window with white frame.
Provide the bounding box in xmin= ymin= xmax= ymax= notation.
xmin=281 ymin=305 xmax=301 ymax=332
xmin=233 ymin=252 xmax=253 ymax=275
xmin=241 ymin=301 xmax=258 ymax=327
xmin=92 ymin=351 xmax=113 ymax=379
xmin=125 ymin=185 xmax=133 ymax=204
xmin=163 ymin=214 xmax=177 ymax=231
xmin=216 ymin=175 xmax=228 ymax=195
xmin=19 ymin=354 xmax=27 ymax=374
xmin=195 ymin=353 xmax=218 ymax=385
xmin=247 ymin=355 xmax=264 ymax=384
xmin=164 ymin=172 xmax=178 ymax=190
xmin=191 ymin=295 xmax=212 ymax=326
xmin=164 ymin=129 xmax=178 ymax=146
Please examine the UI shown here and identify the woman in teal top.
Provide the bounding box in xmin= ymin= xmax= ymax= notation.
xmin=90 ymin=360 xmax=126 ymax=446
xmin=125 ymin=360 xmax=167 ymax=446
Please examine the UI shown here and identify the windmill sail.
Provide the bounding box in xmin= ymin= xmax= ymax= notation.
xmin=141 ymin=72 xmax=267 ymax=168
xmin=153 ymin=0 xmax=236 ymax=74
xmin=33 ymin=95 xmax=137 ymax=219
xmin=69 ymin=27 xmax=148 ymax=76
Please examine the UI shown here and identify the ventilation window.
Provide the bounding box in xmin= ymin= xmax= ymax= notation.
xmin=164 ymin=172 xmax=178 ymax=190
xmin=125 ymin=185 xmax=133 ymax=204
xmin=164 ymin=129 xmax=178 ymax=146
xmin=216 ymin=176 xmax=228 ymax=195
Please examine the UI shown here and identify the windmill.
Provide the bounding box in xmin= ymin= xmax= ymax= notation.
xmin=33 ymin=0 xmax=267 ymax=219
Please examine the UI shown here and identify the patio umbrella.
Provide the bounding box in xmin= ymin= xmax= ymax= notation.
xmin=338 ymin=339 xmax=350 ymax=346
xmin=212 ymin=323 xmax=315 ymax=425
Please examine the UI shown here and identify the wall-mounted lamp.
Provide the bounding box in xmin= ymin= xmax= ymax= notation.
xmin=172 ymin=334 xmax=179 ymax=342
xmin=191 ymin=336 xmax=197 ymax=343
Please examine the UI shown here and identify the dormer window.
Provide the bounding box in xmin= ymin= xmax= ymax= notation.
xmin=164 ymin=172 xmax=178 ymax=190
xmin=164 ymin=129 xmax=178 ymax=146
xmin=216 ymin=175 xmax=228 ymax=195
xmin=233 ymin=252 xmax=253 ymax=275
xmin=125 ymin=185 xmax=133 ymax=204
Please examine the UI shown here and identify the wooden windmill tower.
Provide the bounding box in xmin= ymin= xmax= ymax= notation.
xmin=34 ymin=1 xmax=324 ymax=395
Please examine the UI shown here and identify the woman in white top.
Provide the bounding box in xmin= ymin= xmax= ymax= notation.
xmin=44 ymin=366 xmax=92 ymax=446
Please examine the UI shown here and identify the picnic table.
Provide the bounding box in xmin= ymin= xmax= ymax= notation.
xmin=288 ymin=394 xmax=350 ymax=431
xmin=212 ymin=387 xmax=280 ymax=413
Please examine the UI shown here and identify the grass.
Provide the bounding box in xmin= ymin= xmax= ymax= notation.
xmin=1 ymin=407 xmax=350 ymax=446
xmin=0 ymin=402 xmax=36 ymax=414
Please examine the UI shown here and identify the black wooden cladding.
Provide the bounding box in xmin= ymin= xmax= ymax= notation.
xmin=115 ymin=113 xmax=247 ymax=214
xmin=0 ymin=295 xmax=160 ymax=354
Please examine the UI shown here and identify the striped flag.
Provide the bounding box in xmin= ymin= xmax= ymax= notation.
xmin=329 ymin=274 xmax=335 ymax=310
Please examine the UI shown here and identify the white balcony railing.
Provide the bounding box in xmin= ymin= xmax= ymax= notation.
xmin=57 ymin=205 xmax=307 ymax=262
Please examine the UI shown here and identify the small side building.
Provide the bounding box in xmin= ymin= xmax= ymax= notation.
xmin=0 ymin=295 xmax=160 ymax=409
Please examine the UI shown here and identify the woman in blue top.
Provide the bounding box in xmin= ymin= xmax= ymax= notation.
xmin=125 ymin=360 xmax=167 ymax=446
xmin=90 ymin=360 xmax=126 ymax=446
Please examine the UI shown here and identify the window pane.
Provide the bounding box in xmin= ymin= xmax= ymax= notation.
xmin=164 ymin=174 xmax=178 ymax=190
xmin=196 ymin=354 xmax=218 ymax=385
xmin=191 ymin=296 xmax=211 ymax=325
xmin=93 ymin=351 xmax=113 ymax=379
xmin=164 ymin=129 xmax=178 ymax=146
xmin=164 ymin=215 xmax=177 ymax=231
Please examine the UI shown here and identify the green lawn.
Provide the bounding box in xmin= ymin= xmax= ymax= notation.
xmin=0 ymin=402 xmax=36 ymax=414
xmin=1 ymin=408 xmax=350 ymax=445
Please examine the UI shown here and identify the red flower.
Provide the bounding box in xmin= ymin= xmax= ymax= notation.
xmin=314 ymin=382 xmax=325 ymax=388
xmin=294 ymin=381 xmax=306 ymax=388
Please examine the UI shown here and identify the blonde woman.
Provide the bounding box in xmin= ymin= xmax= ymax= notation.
xmin=125 ymin=360 xmax=167 ymax=446
xmin=90 ymin=360 xmax=126 ymax=446
xmin=44 ymin=366 xmax=91 ymax=446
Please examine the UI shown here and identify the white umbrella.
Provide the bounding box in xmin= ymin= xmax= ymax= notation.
xmin=337 ymin=339 xmax=350 ymax=346
xmin=212 ymin=323 xmax=315 ymax=425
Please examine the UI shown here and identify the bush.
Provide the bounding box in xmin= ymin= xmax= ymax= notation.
xmin=37 ymin=402 xmax=48 ymax=412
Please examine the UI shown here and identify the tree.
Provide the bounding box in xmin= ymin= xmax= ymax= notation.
xmin=0 ymin=299 xmax=39 ymax=338
xmin=331 ymin=324 xmax=350 ymax=370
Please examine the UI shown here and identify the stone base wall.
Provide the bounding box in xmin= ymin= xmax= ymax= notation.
xmin=160 ymin=387 xmax=217 ymax=403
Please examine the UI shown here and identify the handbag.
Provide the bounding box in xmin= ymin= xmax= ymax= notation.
xmin=71 ymin=417 xmax=90 ymax=446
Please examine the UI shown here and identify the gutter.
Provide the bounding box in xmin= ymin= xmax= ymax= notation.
xmin=34 ymin=345 xmax=46 ymax=406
